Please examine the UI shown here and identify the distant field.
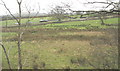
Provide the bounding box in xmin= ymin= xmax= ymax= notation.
xmin=30 ymin=18 xmax=118 ymax=29
xmin=1 ymin=17 xmax=118 ymax=69
xmin=0 ymin=17 xmax=118 ymax=27
xmin=0 ymin=17 xmax=52 ymax=26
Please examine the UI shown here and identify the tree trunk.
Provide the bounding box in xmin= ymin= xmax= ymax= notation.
xmin=1 ymin=0 xmax=23 ymax=70
xmin=99 ymin=16 xmax=105 ymax=25
xmin=17 ymin=1 xmax=22 ymax=70
xmin=97 ymin=13 xmax=105 ymax=25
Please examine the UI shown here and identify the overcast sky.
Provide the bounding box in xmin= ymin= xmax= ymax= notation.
xmin=0 ymin=0 xmax=118 ymax=15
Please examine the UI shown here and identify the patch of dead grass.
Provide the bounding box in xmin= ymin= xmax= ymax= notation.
xmin=59 ymin=31 xmax=105 ymax=36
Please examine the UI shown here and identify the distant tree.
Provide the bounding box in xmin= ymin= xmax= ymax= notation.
xmin=73 ymin=0 xmax=120 ymax=25
xmin=87 ymin=0 xmax=119 ymax=25
xmin=50 ymin=3 xmax=72 ymax=22
xmin=50 ymin=5 xmax=66 ymax=22
xmin=87 ymin=0 xmax=119 ymax=12
xmin=97 ymin=11 xmax=108 ymax=25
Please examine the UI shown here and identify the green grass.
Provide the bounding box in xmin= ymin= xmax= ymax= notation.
xmin=0 ymin=17 xmax=52 ymax=26
xmin=104 ymin=18 xmax=118 ymax=24
xmin=0 ymin=32 xmax=17 ymax=36
xmin=31 ymin=18 xmax=118 ymax=29
xmin=2 ymin=40 xmax=93 ymax=69
xmin=0 ymin=16 xmax=118 ymax=27
xmin=2 ymin=27 xmax=118 ymax=69
xmin=1 ymin=17 xmax=118 ymax=69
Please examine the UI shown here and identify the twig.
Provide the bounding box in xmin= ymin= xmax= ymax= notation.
xmin=22 ymin=55 xmax=29 ymax=66
xmin=8 ymin=45 xmax=13 ymax=58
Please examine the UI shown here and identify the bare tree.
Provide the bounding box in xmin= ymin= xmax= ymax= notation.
xmin=50 ymin=3 xmax=72 ymax=21
xmin=1 ymin=0 xmax=41 ymax=70
xmin=87 ymin=0 xmax=119 ymax=12
xmin=87 ymin=0 xmax=119 ymax=25
xmin=1 ymin=0 xmax=23 ymax=70
xmin=73 ymin=0 xmax=119 ymax=25
xmin=50 ymin=5 xmax=66 ymax=22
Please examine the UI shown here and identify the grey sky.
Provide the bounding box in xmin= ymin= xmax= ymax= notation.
xmin=0 ymin=0 xmax=118 ymax=15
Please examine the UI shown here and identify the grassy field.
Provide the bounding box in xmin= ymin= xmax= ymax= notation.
xmin=0 ymin=16 xmax=118 ymax=26
xmin=1 ymin=17 xmax=118 ymax=69
xmin=40 ymin=18 xmax=118 ymax=29
xmin=0 ymin=17 xmax=52 ymax=26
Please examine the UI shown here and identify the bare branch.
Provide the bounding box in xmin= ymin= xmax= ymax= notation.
xmin=0 ymin=43 xmax=12 ymax=71
xmin=86 ymin=1 xmax=119 ymax=12
xmin=61 ymin=2 xmax=73 ymax=12
xmin=1 ymin=0 xmax=19 ymax=23
xmin=30 ymin=3 xmax=40 ymax=21
xmin=25 ymin=4 xmax=31 ymax=14
xmin=25 ymin=3 xmax=40 ymax=25
xmin=17 ymin=0 xmax=22 ymax=4
xmin=8 ymin=45 xmax=13 ymax=58
xmin=88 ymin=2 xmax=110 ymax=4
xmin=22 ymin=55 xmax=29 ymax=66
